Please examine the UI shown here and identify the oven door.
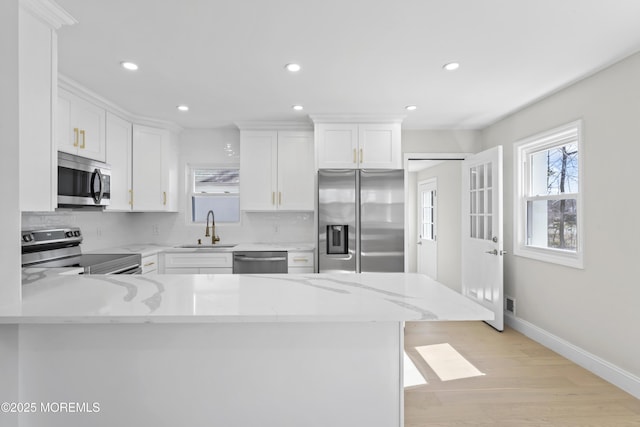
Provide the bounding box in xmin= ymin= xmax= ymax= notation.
xmin=58 ymin=152 xmax=111 ymax=207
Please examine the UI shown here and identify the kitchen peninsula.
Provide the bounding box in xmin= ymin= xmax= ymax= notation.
xmin=2 ymin=273 xmax=492 ymax=427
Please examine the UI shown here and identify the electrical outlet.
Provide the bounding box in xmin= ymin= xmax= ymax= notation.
xmin=96 ymin=227 xmax=102 ymax=239
xmin=152 ymin=224 xmax=159 ymax=236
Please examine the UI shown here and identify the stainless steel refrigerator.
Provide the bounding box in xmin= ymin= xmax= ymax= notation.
xmin=318 ymin=169 xmax=404 ymax=273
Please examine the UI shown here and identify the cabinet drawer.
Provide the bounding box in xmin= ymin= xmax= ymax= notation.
xmin=164 ymin=252 xmax=233 ymax=269
xmin=288 ymin=251 xmax=314 ymax=269
xmin=141 ymin=254 xmax=158 ymax=274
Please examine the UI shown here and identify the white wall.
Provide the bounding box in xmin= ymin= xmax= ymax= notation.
xmin=402 ymin=129 xmax=480 ymax=154
xmin=0 ymin=0 xmax=21 ymax=308
xmin=481 ymin=52 xmax=640 ymax=380
xmin=0 ymin=0 xmax=20 ymax=420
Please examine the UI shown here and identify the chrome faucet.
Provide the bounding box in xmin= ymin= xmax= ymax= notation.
xmin=205 ymin=210 xmax=220 ymax=244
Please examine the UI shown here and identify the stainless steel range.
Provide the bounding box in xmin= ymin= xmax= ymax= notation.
xmin=21 ymin=227 xmax=141 ymax=275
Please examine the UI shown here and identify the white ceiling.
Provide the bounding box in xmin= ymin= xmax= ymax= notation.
xmin=55 ymin=0 xmax=640 ymax=130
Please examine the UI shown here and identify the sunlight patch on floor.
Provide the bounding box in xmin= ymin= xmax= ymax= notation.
xmin=415 ymin=343 xmax=485 ymax=382
xmin=403 ymin=351 xmax=428 ymax=388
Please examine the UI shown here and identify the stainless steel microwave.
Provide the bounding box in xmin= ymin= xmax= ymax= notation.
xmin=58 ymin=152 xmax=111 ymax=208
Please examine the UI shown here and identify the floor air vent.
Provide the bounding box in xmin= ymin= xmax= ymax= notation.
xmin=505 ymin=296 xmax=516 ymax=315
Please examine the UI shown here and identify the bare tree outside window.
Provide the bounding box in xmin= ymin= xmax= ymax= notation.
xmin=546 ymin=144 xmax=578 ymax=249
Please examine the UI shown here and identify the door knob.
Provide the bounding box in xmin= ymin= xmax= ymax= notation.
xmin=417 ymin=241 xmax=422 ymax=245
xmin=485 ymin=249 xmax=498 ymax=255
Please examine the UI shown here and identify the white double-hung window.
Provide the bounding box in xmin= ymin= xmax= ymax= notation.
xmin=514 ymin=120 xmax=583 ymax=268
xmin=189 ymin=166 xmax=240 ymax=224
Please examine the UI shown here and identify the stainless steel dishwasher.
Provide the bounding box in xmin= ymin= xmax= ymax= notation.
xmin=232 ymin=251 xmax=288 ymax=274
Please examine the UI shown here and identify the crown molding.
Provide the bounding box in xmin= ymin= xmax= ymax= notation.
xmin=58 ymin=74 xmax=183 ymax=134
xmin=234 ymin=120 xmax=313 ymax=131
xmin=309 ymin=114 xmax=406 ymax=124
xmin=20 ymin=0 xmax=77 ymax=30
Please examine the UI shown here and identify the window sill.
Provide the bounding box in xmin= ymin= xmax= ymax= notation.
xmin=514 ymin=245 xmax=583 ymax=269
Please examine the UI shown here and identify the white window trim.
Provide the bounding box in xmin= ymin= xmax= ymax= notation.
xmin=185 ymin=163 xmax=242 ymax=226
xmin=513 ymin=120 xmax=584 ymax=269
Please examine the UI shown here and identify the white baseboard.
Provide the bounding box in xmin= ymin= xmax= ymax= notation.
xmin=505 ymin=313 xmax=640 ymax=399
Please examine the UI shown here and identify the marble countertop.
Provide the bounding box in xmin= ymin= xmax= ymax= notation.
xmin=89 ymin=242 xmax=315 ymax=255
xmin=4 ymin=273 xmax=493 ymax=324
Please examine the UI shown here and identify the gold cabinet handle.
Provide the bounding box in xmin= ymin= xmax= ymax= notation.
xmin=143 ymin=261 xmax=156 ymax=267
xmin=360 ymin=148 xmax=363 ymax=163
xmin=353 ymin=148 xmax=357 ymax=163
xmin=129 ymin=189 xmax=133 ymax=206
xmin=80 ymin=129 xmax=86 ymax=149
xmin=272 ymin=191 xmax=275 ymax=205
xmin=279 ymin=191 xmax=282 ymax=205
xmin=73 ymin=128 xmax=79 ymax=147
xmin=163 ymin=191 xmax=167 ymax=205
xmin=292 ymin=257 xmax=308 ymax=262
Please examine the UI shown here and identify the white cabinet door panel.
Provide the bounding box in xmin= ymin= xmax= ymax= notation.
xmin=358 ymin=124 xmax=401 ymax=169
xmin=240 ymin=131 xmax=278 ymax=211
xmin=132 ymin=125 xmax=177 ymax=212
xmin=316 ymin=124 xmax=359 ymax=169
xmin=132 ymin=125 xmax=164 ymax=211
xmin=105 ymin=112 xmax=132 ymax=211
xmin=72 ymin=96 xmax=106 ymax=161
xmin=277 ymin=131 xmax=314 ymax=211
xmin=57 ymin=89 xmax=106 ymax=161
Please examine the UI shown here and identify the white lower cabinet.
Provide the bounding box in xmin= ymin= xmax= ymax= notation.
xmin=288 ymin=251 xmax=314 ymax=274
xmin=141 ymin=254 xmax=158 ymax=274
xmin=162 ymin=252 xmax=233 ymax=274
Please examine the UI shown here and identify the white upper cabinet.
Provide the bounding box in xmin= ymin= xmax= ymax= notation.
xmin=277 ymin=132 xmax=315 ymax=210
xmin=240 ymin=129 xmax=314 ymax=211
xmin=19 ymin=1 xmax=75 ymax=212
xmin=19 ymin=6 xmax=55 ymax=211
xmin=132 ymin=125 xmax=178 ymax=212
xmin=240 ymin=131 xmax=277 ymax=211
xmin=314 ymin=119 xmax=402 ymax=169
xmin=105 ymin=112 xmax=132 ymax=211
xmin=57 ymin=88 xmax=106 ymax=162
xmin=358 ymin=124 xmax=401 ymax=168
xmin=315 ymin=124 xmax=359 ymax=169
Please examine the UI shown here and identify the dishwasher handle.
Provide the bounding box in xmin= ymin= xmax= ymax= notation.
xmin=234 ymin=255 xmax=287 ymax=262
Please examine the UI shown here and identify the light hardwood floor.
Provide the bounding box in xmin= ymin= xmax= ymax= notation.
xmin=404 ymin=321 xmax=640 ymax=426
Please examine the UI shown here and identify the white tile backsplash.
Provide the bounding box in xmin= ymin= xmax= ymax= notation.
xmin=22 ymin=210 xmax=314 ymax=251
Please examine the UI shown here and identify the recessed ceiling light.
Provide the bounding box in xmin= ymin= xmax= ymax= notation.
xmin=443 ymin=62 xmax=460 ymax=71
xmin=285 ymin=63 xmax=301 ymax=72
xmin=177 ymin=105 xmax=189 ymax=112
xmin=405 ymin=105 xmax=417 ymax=111
xmin=292 ymin=105 xmax=304 ymax=111
xmin=120 ymin=61 xmax=139 ymax=71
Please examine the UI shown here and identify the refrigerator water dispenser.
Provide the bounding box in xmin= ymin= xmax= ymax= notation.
xmin=327 ymin=225 xmax=348 ymax=254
